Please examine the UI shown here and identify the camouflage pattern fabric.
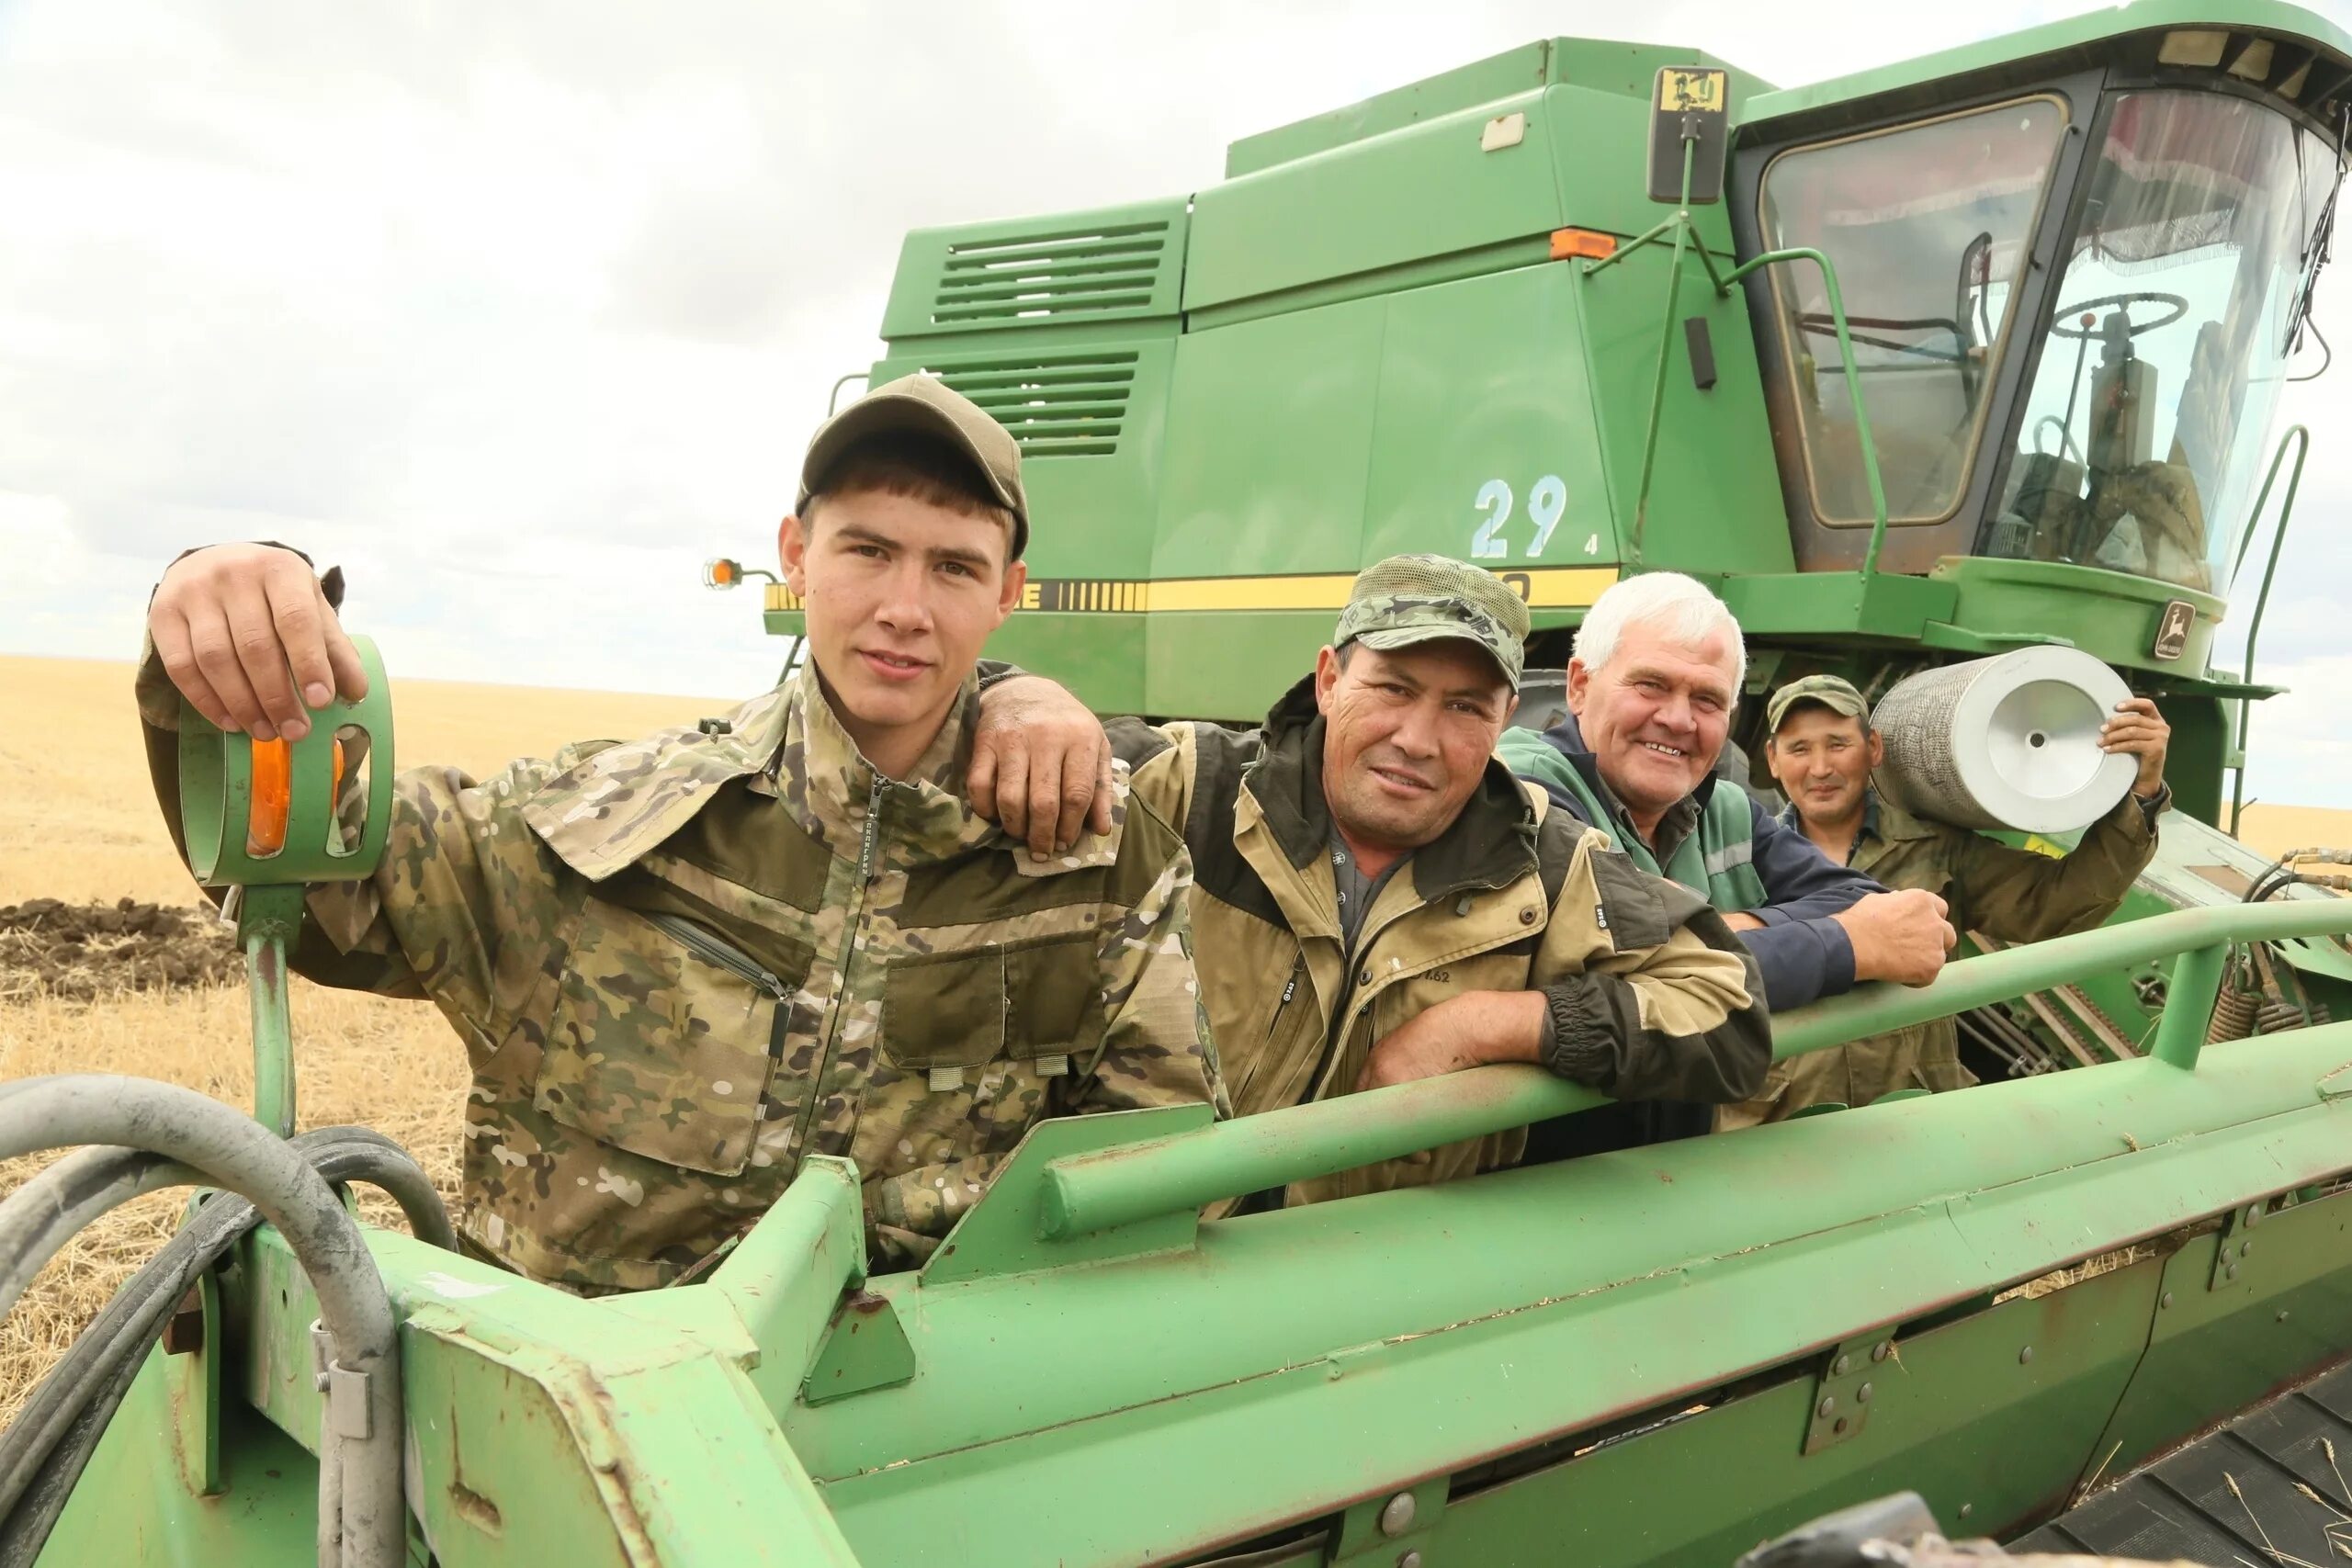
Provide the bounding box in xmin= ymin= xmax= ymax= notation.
xmin=1334 ymin=553 xmax=1532 ymax=692
xmin=139 ymin=648 xmax=1223 ymax=1291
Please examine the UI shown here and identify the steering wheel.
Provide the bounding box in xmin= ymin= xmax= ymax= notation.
xmin=2048 ymin=291 xmax=2190 ymax=340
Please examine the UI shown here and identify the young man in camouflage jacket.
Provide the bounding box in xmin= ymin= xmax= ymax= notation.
xmin=137 ymin=375 xmax=1224 ymax=1292
xmin=976 ymin=556 xmax=1772 ymax=1206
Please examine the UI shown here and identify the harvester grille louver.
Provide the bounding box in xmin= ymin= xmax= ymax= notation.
xmin=929 ymin=222 xmax=1171 ymax=325
xmin=927 ymin=355 xmax=1137 ymax=457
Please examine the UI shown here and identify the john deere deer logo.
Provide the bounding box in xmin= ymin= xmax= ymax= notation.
xmin=2153 ymin=600 xmax=2195 ymax=661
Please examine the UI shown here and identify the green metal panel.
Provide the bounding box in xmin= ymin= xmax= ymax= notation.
xmin=1144 ymin=610 xmax=1333 ymax=721
xmin=1739 ymin=0 xmax=2352 ymax=131
xmin=2087 ymin=1192 xmax=2352 ymax=1485
xmin=41 ymin=1359 xmax=320 ymax=1568
xmin=796 ymin=1032 xmax=2352 ymax=1565
xmin=1568 ymin=244 xmax=1793 ymax=581
xmin=1184 ymin=89 xmax=1564 ymax=314
xmin=1435 ymin=1257 xmax=2163 ymax=1564
xmin=1152 ymin=295 xmax=1386 ymax=580
xmin=1225 ymin=39 xmax=1772 ymax=182
xmin=1359 ymin=262 xmax=1616 ymax=570
xmin=1930 ymin=556 xmax=2229 ymax=678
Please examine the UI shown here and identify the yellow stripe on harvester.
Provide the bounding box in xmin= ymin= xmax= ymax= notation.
xmin=775 ymin=567 xmax=1620 ymax=616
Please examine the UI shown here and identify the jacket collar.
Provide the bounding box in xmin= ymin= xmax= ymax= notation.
xmin=1246 ymin=674 xmax=1542 ymax=906
xmin=1536 ymin=707 xmax=1712 ymax=858
xmin=523 ymin=663 xmax=1123 ymax=883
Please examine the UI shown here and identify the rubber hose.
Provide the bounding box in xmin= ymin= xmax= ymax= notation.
xmin=0 ymin=1130 xmax=448 ymax=1568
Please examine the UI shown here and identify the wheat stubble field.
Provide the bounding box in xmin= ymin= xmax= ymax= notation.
xmin=3 ymin=649 xmax=2349 ymax=1427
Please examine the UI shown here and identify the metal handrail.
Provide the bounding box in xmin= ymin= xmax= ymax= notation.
xmin=2227 ymin=423 xmax=2310 ymax=836
xmin=1038 ymin=900 xmax=2352 ymax=1241
xmin=1583 ymin=218 xmax=1891 ymax=579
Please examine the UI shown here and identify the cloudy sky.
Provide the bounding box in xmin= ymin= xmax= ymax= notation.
xmin=3 ymin=0 xmax=2349 ymax=805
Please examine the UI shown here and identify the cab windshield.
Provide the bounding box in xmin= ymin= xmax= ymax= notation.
xmin=1986 ymin=90 xmax=2339 ymax=592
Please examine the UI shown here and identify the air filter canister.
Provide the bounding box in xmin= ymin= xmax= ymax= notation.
xmin=1871 ymin=647 xmax=2138 ymax=834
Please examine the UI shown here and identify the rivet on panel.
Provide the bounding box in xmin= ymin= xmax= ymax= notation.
xmin=1856 ymin=1382 xmax=1873 ymax=1404
xmin=1399 ymin=1554 xmax=1424 ymax=1568
xmin=2160 ymin=1292 xmax=2174 ymax=1309
xmin=1379 ymin=1494 xmax=1417 ymax=1539
xmin=1816 ymin=1395 xmax=1838 ymax=1418
xmin=1830 ymin=1354 xmax=1850 ymax=1377
xmin=1871 ymin=1340 xmax=1892 ymax=1362
xmin=2018 ymin=1346 xmax=2034 ymax=1365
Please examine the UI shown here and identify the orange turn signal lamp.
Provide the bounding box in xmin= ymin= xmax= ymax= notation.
xmin=246 ymin=735 xmax=346 ymax=857
xmin=1550 ymin=228 xmax=1618 ymax=262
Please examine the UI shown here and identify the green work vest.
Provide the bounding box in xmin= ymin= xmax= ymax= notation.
xmin=1497 ymin=729 xmax=1769 ymax=914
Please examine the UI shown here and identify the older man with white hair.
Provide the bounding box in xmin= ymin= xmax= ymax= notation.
xmin=1498 ymin=572 xmax=1957 ymax=1014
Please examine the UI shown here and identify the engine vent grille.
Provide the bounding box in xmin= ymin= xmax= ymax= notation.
xmin=928 ymin=221 xmax=1172 ymax=326
xmin=926 ymin=355 xmax=1138 ymax=457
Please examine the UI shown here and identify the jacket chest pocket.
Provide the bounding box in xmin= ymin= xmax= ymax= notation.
xmin=535 ymin=906 xmax=812 ymax=1178
xmin=878 ymin=934 xmax=1103 ymax=1092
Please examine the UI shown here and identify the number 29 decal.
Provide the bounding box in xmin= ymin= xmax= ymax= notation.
xmin=1471 ymin=475 xmax=1596 ymax=559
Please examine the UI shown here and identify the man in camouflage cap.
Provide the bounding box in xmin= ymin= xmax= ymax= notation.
xmin=1724 ymin=671 xmax=2170 ymax=1126
xmin=974 ymin=552 xmax=1770 ymax=1207
xmin=135 ymin=372 xmax=1224 ymax=1291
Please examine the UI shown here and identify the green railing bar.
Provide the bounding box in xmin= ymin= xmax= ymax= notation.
xmin=706 ymin=1155 xmax=864 ymax=1397
xmin=1039 ymin=901 xmax=2352 ymax=1240
xmin=2228 ymin=423 xmax=2309 ymax=838
xmin=239 ymin=886 xmax=308 ymax=1140
xmin=1701 ymin=244 xmax=1893 ymax=578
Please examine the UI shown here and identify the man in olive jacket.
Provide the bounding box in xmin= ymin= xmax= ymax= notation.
xmin=983 ymin=555 xmax=1771 ymax=1207
xmin=1722 ymin=672 xmax=2170 ymax=1127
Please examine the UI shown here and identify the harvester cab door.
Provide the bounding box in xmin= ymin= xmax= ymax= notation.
xmin=1735 ymin=73 xmax=2103 ymax=575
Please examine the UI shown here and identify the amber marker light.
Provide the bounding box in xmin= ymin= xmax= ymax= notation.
xmin=1550 ymin=228 xmax=1618 ymax=261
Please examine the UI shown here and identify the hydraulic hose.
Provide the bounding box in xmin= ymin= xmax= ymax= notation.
xmin=0 ymin=1124 xmax=447 ymax=1568
xmin=0 ymin=1125 xmax=453 ymax=1320
xmin=0 ymin=1078 xmax=431 ymax=1568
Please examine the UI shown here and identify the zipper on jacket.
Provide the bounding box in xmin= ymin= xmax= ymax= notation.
xmin=1265 ymin=956 xmax=1305 ymax=1038
xmin=642 ymin=910 xmax=790 ymax=1003
xmin=788 ymin=774 xmax=888 ymax=1172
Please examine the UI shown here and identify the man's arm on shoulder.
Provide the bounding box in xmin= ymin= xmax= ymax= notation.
xmin=1732 ymin=795 xmax=1880 ymax=1010
xmin=1538 ymin=832 xmax=1771 ymax=1102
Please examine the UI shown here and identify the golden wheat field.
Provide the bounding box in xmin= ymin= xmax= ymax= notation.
xmin=0 ymin=653 xmax=733 ymax=1426
xmin=4 ymin=649 xmax=2351 ymax=1431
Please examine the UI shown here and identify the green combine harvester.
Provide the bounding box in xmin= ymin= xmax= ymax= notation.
xmin=10 ymin=5 xmax=2352 ymax=1565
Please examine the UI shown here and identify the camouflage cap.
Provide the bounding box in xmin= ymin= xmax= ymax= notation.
xmin=1333 ymin=554 xmax=1531 ymax=692
xmin=1765 ymin=673 xmax=1871 ymax=736
xmin=797 ymin=373 xmax=1031 ymax=558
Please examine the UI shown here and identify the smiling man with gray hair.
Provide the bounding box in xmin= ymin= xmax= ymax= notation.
xmin=1498 ymin=572 xmax=1958 ymax=1015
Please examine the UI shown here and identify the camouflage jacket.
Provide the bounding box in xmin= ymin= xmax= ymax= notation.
xmin=139 ymin=652 xmax=1223 ymax=1291
xmin=1719 ymin=786 xmax=2160 ymax=1128
xmin=1111 ymin=677 xmax=1769 ymax=1205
